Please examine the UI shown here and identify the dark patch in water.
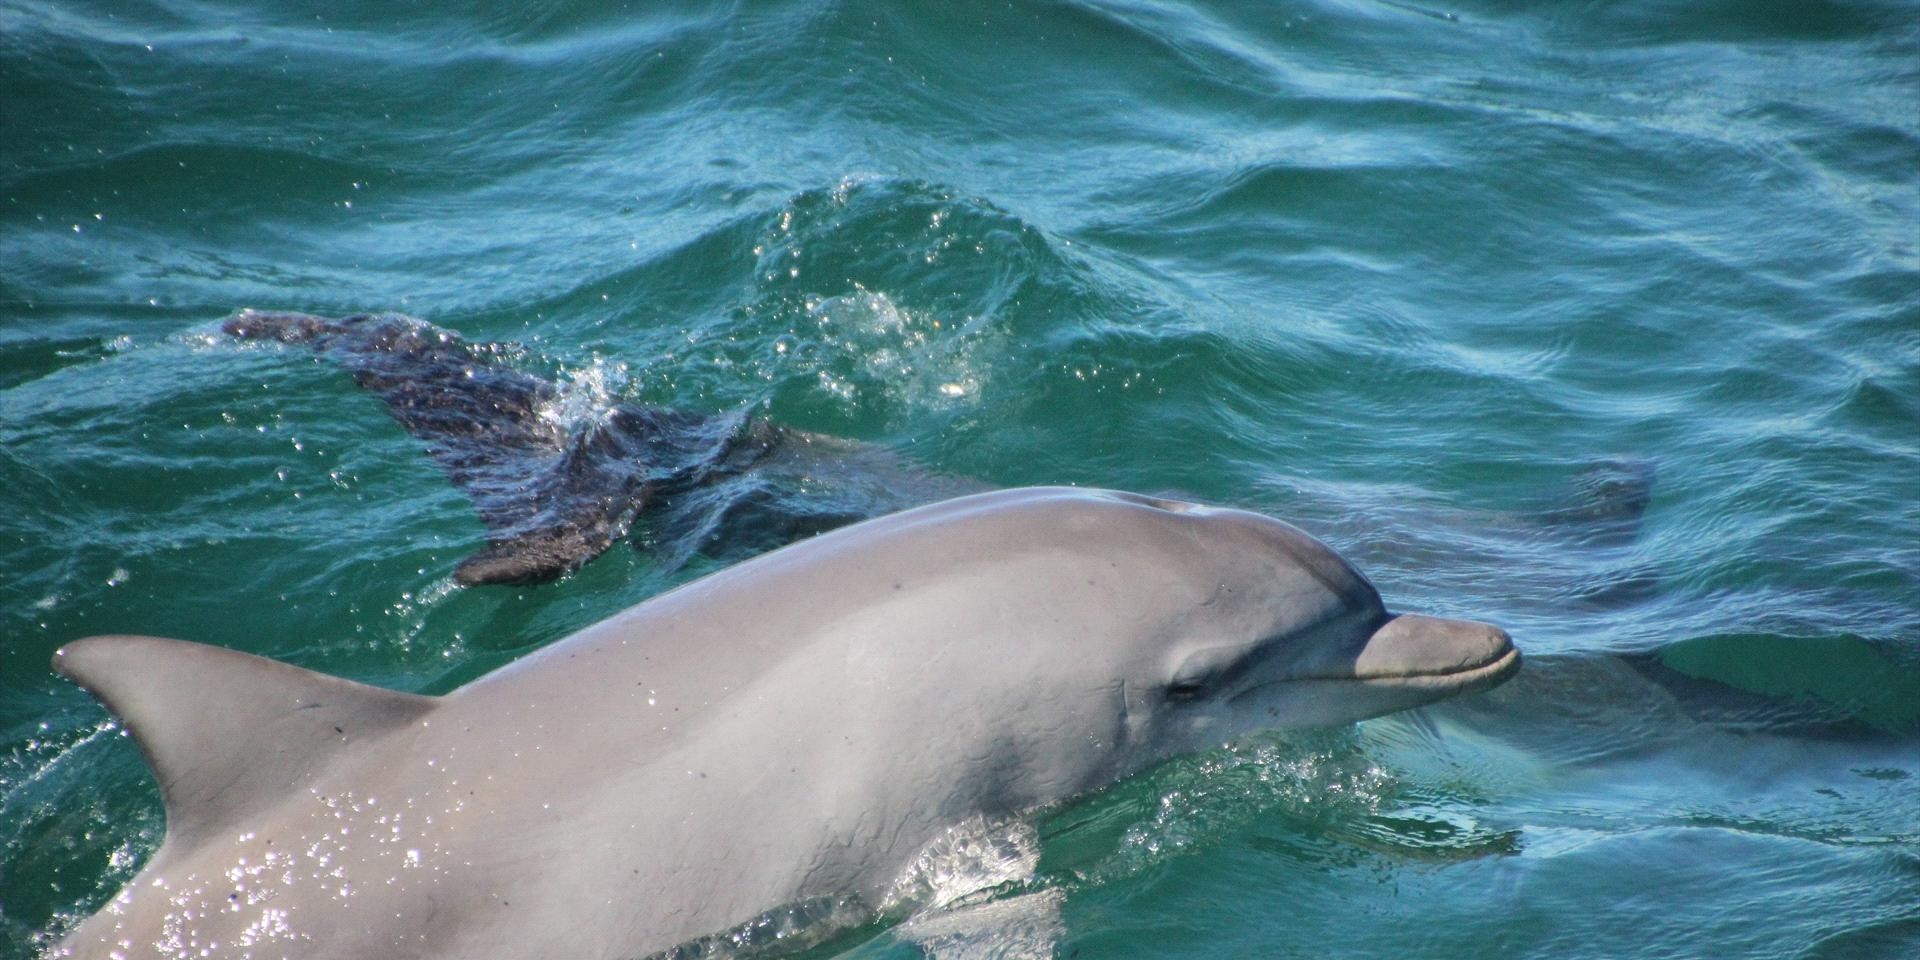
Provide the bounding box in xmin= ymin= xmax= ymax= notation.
xmin=224 ymin=309 xmax=981 ymax=584
xmin=1531 ymin=458 xmax=1657 ymax=547
xmin=0 ymin=336 xmax=114 ymax=391
xmin=1636 ymin=632 xmax=1920 ymax=735
xmin=224 ymin=310 xmax=1660 ymax=592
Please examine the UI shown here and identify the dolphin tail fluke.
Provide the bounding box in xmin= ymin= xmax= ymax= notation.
xmin=224 ymin=310 xmax=749 ymax=585
xmin=53 ymin=636 xmax=435 ymax=846
xmin=452 ymin=525 xmax=614 ymax=585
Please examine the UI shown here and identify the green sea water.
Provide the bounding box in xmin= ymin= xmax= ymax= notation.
xmin=3 ymin=0 xmax=1918 ymax=957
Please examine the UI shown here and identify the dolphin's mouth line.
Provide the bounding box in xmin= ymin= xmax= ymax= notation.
xmin=1350 ymin=642 xmax=1521 ymax=686
xmin=1243 ymin=641 xmax=1521 ymax=693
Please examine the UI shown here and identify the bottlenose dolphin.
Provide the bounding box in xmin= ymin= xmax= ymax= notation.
xmin=50 ymin=487 xmax=1517 ymax=959
xmin=222 ymin=309 xmax=983 ymax=586
xmin=221 ymin=311 xmax=1657 ymax=601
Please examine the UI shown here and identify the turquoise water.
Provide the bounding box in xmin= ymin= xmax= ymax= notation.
xmin=4 ymin=0 xmax=1918 ymax=956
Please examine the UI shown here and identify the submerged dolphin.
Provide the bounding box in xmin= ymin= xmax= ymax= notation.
xmin=50 ymin=487 xmax=1518 ymax=959
xmin=222 ymin=309 xmax=984 ymax=586
xmin=220 ymin=310 xmax=1657 ymax=599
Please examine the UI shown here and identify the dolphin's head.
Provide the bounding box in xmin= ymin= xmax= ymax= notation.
xmin=892 ymin=489 xmax=1518 ymax=785
xmin=1106 ymin=493 xmax=1516 ymax=748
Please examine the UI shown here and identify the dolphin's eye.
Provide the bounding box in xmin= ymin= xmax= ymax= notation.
xmin=1166 ymin=646 xmax=1242 ymax=702
xmin=1165 ymin=666 xmax=1221 ymax=702
xmin=1165 ymin=679 xmax=1210 ymax=702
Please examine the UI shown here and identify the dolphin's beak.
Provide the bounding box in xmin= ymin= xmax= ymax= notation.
xmin=1351 ymin=613 xmax=1520 ymax=690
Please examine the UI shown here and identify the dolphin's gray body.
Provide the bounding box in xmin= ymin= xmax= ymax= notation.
xmin=51 ymin=487 xmax=1517 ymax=959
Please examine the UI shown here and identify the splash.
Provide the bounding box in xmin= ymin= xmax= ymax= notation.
xmin=6 ymin=720 xmax=162 ymax=956
xmin=1067 ymin=735 xmax=1394 ymax=883
xmin=711 ymin=178 xmax=1064 ymax=427
xmin=537 ymin=354 xmax=632 ymax=434
xmin=0 ymin=720 xmax=122 ymax=803
xmin=645 ymin=895 xmax=873 ymax=960
xmin=795 ymin=285 xmax=994 ymax=418
xmin=883 ymin=818 xmax=1062 ymax=960
xmin=881 ymin=816 xmax=1042 ymax=914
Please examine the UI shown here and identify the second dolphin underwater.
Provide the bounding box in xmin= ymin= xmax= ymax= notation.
xmin=222 ymin=309 xmax=993 ymax=586
xmin=52 ymin=486 xmax=1517 ymax=958
xmin=221 ymin=309 xmax=1654 ymax=593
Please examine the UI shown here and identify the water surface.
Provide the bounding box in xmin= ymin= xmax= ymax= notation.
xmin=3 ymin=1 xmax=1918 ymax=957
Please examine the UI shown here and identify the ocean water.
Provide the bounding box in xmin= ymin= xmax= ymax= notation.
xmin=3 ymin=0 xmax=1918 ymax=956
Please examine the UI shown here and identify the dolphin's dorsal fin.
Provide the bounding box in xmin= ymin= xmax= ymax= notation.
xmin=54 ymin=635 xmax=436 ymax=847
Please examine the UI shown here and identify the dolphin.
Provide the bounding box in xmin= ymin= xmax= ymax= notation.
xmin=219 ymin=310 xmax=1657 ymax=603
xmin=49 ymin=486 xmax=1518 ymax=959
xmin=221 ymin=309 xmax=985 ymax=586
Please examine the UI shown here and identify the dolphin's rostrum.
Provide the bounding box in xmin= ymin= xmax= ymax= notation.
xmin=50 ymin=486 xmax=1516 ymax=959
